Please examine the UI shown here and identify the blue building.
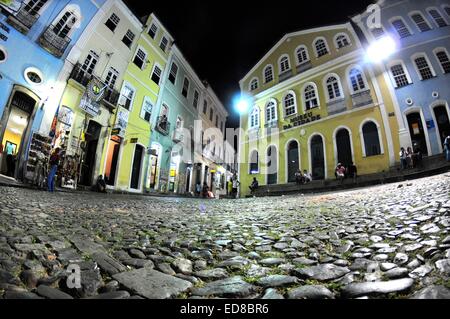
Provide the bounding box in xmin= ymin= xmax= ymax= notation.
xmin=353 ymin=0 xmax=450 ymax=157
xmin=0 ymin=0 xmax=105 ymax=180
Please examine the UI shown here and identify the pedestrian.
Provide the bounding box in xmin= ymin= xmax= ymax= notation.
xmin=93 ymin=175 xmax=107 ymax=193
xmin=249 ymin=177 xmax=259 ymax=195
xmin=335 ymin=163 xmax=346 ymax=183
xmin=406 ymin=147 xmax=413 ymax=168
xmin=202 ymin=182 xmax=209 ymax=198
xmin=444 ymin=132 xmax=450 ymax=162
xmin=303 ymin=170 xmax=312 ymax=183
xmin=295 ymin=169 xmax=304 ymax=185
xmin=47 ymin=148 xmax=61 ymax=193
xmin=232 ymin=176 xmax=240 ymax=198
xmin=195 ymin=182 xmax=202 ymax=197
xmin=412 ymin=148 xmax=423 ymax=169
xmin=5 ymin=142 xmax=15 ymax=177
xmin=347 ymin=162 xmax=358 ymax=183
xmin=399 ymin=147 xmax=407 ymax=170
xmin=227 ymin=178 xmax=233 ymax=197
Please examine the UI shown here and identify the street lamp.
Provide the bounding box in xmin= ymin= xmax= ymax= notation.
xmin=366 ymin=35 xmax=397 ymax=63
xmin=233 ymin=94 xmax=250 ymax=115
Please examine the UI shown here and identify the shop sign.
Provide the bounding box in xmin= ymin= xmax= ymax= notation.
xmin=130 ymin=138 xmax=138 ymax=144
xmin=79 ymin=94 xmax=100 ymax=117
xmin=283 ymin=112 xmax=321 ymax=130
xmin=111 ymin=128 xmax=121 ymax=136
xmin=114 ymin=108 xmax=129 ymax=138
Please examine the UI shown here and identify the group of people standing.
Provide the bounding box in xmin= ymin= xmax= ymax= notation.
xmin=399 ymin=147 xmax=423 ymax=170
xmin=334 ymin=162 xmax=358 ymax=183
xmin=295 ymin=170 xmax=313 ymax=185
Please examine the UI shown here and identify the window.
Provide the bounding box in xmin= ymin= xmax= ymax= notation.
xmin=133 ymin=48 xmax=146 ymax=69
xmin=193 ymin=90 xmax=199 ymax=109
xmin=264 ymin=65 xmax=274 ymax=83
xmin=335 ymin=34 xmax=350 ymax=49
xmin=24 ymin=0 xmax=48 ymax=16
xmin=105 ymin=13 xmax=120 ymax=32
xmin=151 ymin=65 xmax=162 ymax=85
xmin=284 ymin=92 xmax=296 ymax=117
xmin=119 ymin=84 xmax=135 ymax=110
xmin=410 ymin=12 xmax=432 ymax=32
xmin=160 ymin=36 xmax=169 ymax=52
xmin=444 ymin=6 xmax=450 ymax=17
xmin=249 ymin=151 xmax=259 ymax=174
xmin=414 ymin=55 xmax=435 ymax=80
xmin=390 ymin=63 xmax=411 ymax=88
xmin=182 ymin=77 xmax=190 ymax=98
xmin=391 ymin=18 xmax=412 ymax=38
xmin=0 ymin=47 xmax=6 ymax=63
xmin=370 ymin=27 xmax=385 ymax=39
xmin=279 ymin=56 xmax=290 ymax=73
xmin=203 ymin=100 xmax=208 ymax=114
xmin=428 ymin=8 xmax=448 ymax=28
xmin=168 ymin=62 xmax=178 ymax=84
xmin=148 ymin=23 xmax=158 ymax=39
xmin=81 ymin=50 xmax=99 ymax=76
xmin=249 ymin=107 xmax=260 ymax=128
xmin=140 ymin=98 xmax=153 ymax=122
xmin=215 ymin=115 xmax=219 ymax=127
xmin=250 ymin=78 xmax=259 ymax=91
xmin=349 ymin=68 xmax=367 ymax=93
xmin=210 ymin=108 xmax=214 ymax=121
xmin=304 ymin=85 xmax=319 ymax=110
xmin=314 ymin=38 xmax=329 ymax=57
xmin=296 ymin=46 xmax=309 ymax=64
xmin=24 ymin=67 xmax=43 ymax=85
xmin=53 ymin=11 xmax=77 ymax=38
xmin=325 ymin=76 xmax=342 ymax=101
xmin=362 ymin=121 xmax=381 ymax=156
xmin=266 ymin=100 xmax=277 ymax=123
xmin=122 ymin=30 xmax=135 ymax=48
xmin=435 ymin=50 xmax=450 ymax=74
xmin=105 ymin=67 xmax=118 ymax=88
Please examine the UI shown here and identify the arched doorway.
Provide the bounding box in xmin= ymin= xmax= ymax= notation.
xmin=130 ymin=144 xmax=144 ymax=190
xmin=287 ymin=141 xmax=299 ymax=183
xmin=310 ymin=135 xmax=325 ymax=180
xmin=267 ymin=145 xmax=277 ymax=185
xmin=433 ymin=105 xmax=450 ymax=147
xmin=336 ymin=128 xmax=352 ymax=167
xmin=406 ymin=112 xmax=428 ymax=155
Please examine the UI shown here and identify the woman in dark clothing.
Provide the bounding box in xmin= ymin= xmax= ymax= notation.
xmin=47 ymin=148 xmax=61 ymax=193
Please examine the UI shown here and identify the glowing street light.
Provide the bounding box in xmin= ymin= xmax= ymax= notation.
xmin=233 ymin=94 xmax=250 ymax=114
xmin=366 ymin=35 xmax=397 ymax=63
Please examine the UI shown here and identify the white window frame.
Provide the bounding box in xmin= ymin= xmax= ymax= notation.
xmin=359 ymin=118 xmax=385 ymax=157
xmin=168 ymin=62 xmax=178 ymax=85
xmin=119 ymin=82 xmax=136 ymax=111
xmin=150 ymin=63 xmax=163 ymax=85
xmin=409 ymin=11 xmax=433 ymax=32
xmin=148 ymin=23 xmax=158 ymax=39
xmin=51 ymin=5 xmax=81 ymax=38
xmin=278 ymin=54 xmax=291 ymax=74
xmin=133 ymin=46 xmax=147 ymax=70
xmin=249 ymin=106 xmax=260 ymax=129
xmin=249 ymin=77 xmax=259 ymax=91
xmin=313 ymin=37 xmax=330 ymax=58
xmin=433 ymin=47 xmax=450 ymax=74
xmin=426 ymin=7 xmax=449 ymax=28
xmin=248 ymin=149 xmax=260 ymax=174
xmin=122 ymin=29 xmax=135 ymax=48
xmin=193 ymin=90 xmax=200 ymax=109
xmin=140 ymin=96 xmax=153 ymax=123
xmin=160 ymin=36 xmax=169 ymax=52
xmin=105 ymin=13 xmax=120 ymax=32
xmin=295 ymin=45 xmax=310 ymax=65
xmin=265 ymin=98 xmax=278 ymax=123
xmin=283 ymin=90 xmax=298 ymax=117
xmin=24 ymin=66 xmax=44 ymax=86
xmin=369 ymin=25 xmax=387 ymax=41
xmin=389 ymin=16 xmax=414 ymax=39
xmin=323 ymin=73 xmax=344 ymax=103
xmin=263 ymin=64 xmax=274 ymax=83
xmin=442 ymin=4 xmax=450 ymax=18
xmin=334 ymin=33 xmax=351 ymax=50
xmin=104 ymin=66 xmax=119 ymax=88
xmin=387 ymin=60 xmax=413 ymax=88
xmin=411 ymin=52 xmax=436 ymax=80
xmin=302 ymin=82 xmax=320 ymax=111
xmin=347 ymin=66 xmax=369 ymax=94
xmin=0 ymin=45 xmax=7 ymax=63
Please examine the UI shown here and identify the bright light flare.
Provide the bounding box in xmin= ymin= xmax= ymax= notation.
xmin=367 ymin=36 xmax=397 ymax=63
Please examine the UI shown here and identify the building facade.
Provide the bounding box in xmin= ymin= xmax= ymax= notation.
xmin=238 ymin=23 xmax=401 ymax=197
xmin=353 ymin=0 xmax=450 ymax=157
xmin=0 ymin=0 xmax=104 ymax=181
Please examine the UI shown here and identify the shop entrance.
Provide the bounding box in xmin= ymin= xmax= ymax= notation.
xmin=433 ymin=105 xmax=450 ymax=147
xmin=0 ymin=90 xmax=37 ymax=178
xmin=149 ymin=144 xmax=161 ymax=189
xmin=130 ymin=144 xmax=144 ymax=190
xmin=311 ymin=135 xmax=325 ymax=180
xmin=287 ymin=141 xmax=299 ymax=183
xmin=79 ymin=120 xmax=102 ymax=186
xmin=407 ymin=112 xmax=428 ymax=155
xmin=104 ymin=136 xmax=121 ymax=186
xmin=336 ymin=129 xmax=352 ymax=167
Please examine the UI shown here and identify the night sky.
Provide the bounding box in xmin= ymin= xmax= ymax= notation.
xmin=124 ymin=0 xmax=374 ymax=127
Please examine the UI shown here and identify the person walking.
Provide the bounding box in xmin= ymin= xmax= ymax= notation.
xmin=406 ymin=147 xmax=413 ymax=168
xmin=444 ymin=133 xmax=450 ymax=162
xmin=232 ymin=176 xmax=240 ymax=199
xmin=47 ymin=148 xmax=61 ymax=193
xmin=5 ymin=142 xmax=15 ymax=177
xmin=195 ymin=182 xmax=202 ymax=197
xmin=399 ymin=147 xmax=407 ymax=170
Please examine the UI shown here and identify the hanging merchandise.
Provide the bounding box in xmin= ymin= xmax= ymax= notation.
xmin=25 ymin=132 xmax=52 ymax=187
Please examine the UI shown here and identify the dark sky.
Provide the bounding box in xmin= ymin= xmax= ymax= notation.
xmin=124 ymin=0 xmax=374 ymax=127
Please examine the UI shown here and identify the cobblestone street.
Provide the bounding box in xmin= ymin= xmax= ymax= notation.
xmin=1 ymin=174 xmax=450 ymax=299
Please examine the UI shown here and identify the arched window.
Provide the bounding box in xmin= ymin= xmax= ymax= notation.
xmin=249 ymin=150 xmax=259 ymax=174
xmin=314 ymin=38 xmax=329 ymax=57
xmin=303 ymin=84 xmax=319 ymax=110
xmin=24 ymin=0 xmax=48 ymax=16
xmin=266 ymin=99 xmax=277 ymax=123
xmin=389 ymin=61 xmax=412 ymax=88
xmin=279 ymin=55 xmax=291 ymax=73
xmin=296 ymin=45 xmax=309 ymax=64
xmin=249 ymin=106 xmax=260 ymax=129
xmin=283 ymin=92 xmax=297 ymax=117
xmin=435 ymin=49 xmax=450 ymax=74
xmin=410 ymin=12 xmax=432 ymax=32
xmin=335 ymin=34 xmax=350 ymax=49
xmin=427 ymin=8 xmax=448 ymax=28
xmin=325 ymin=75 xmax=343 ymax=101
xmin=53 ymin=10 xmax=77 ymax=38
xmin=362 ymin=121 xmax=382 ymax=157
xmin=390 ymin=18 xmax=412 ymax=38
xmin=249 ymin=78 xmax=259 ymax=91
xmin=264 ymin=65 xmax=274 ymax=83
xmin=413 ymin=54 xmax=435 ymax=80
xmin=348 ymin=67 xmax=367 ymax=93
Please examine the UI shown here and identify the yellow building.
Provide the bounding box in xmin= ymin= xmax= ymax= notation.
xmin=104 ymin=14 xmax=173 ymax=193
xmin=238 ymin=23 xmax=401 ymax=197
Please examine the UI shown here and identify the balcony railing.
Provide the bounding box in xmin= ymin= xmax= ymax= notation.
xmin=39 ymin=25 xmax=71 ymax=58
xmin=327 ymin=98 xmax=347 ymax=115
xmin=103 ymin=88 xmax=120 ymax=107
xmin=69 ymin=63 xmax=92 ymax=87
xmin=351 ymin=90 xmax=373 ymax=108
xmin=155 ymin=116 xmax=171 ymax=136
xmin=6 ymin=3 xmax=39 ymax=34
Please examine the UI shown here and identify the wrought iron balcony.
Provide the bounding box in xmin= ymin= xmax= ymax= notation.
xmin=103 ymin=87 xmax=120 ymax=108
xmin=351 ymin=90 xmax=373 ymax=108
xmin=69 ymin=63 xmax=92 ymax=87
xmin=155 ymin=116 xmax=171 ymax=136
xmin=6 ymin=3 xmax=40 ymax=34
xmin=39 ymin=24 xmax=71 ymax=58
